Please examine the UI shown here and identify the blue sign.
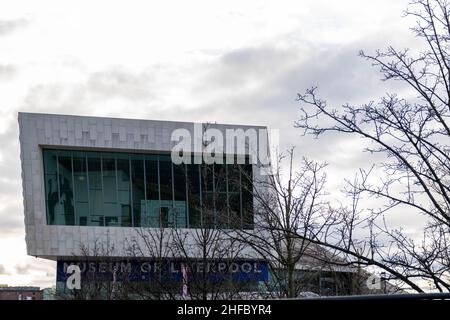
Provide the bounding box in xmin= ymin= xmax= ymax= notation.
xmin=57 ymin=259 xmax=269 ymax=283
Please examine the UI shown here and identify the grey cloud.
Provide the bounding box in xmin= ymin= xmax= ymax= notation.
xmin=15 ymin=259 xmax=55 ymax=276
xmin=0 ymin=120 xmax=22 ymax=183
xmin=208 ymin=46 xmax=301 ymax=88
xmin=0 ymin=201 xmax=24 ymax=237
xmin=0 ymin=120 xmax=24 ymax=237
xmin=0 ymin=264 xmax=9 ymax=275
xmin=0 ymin=176 xmax=21 ymax=197
xmin=14 ymin=263 xmax=29 ymax=275
xmin=185 ymin=46 xmax=369 ymax=149
xmin=87 ymin=66 xmax=154 ymax=101
xmin=22 ymin=83 xmax=88 ymax=114
xmin=175 ymin=33 xmax=418 ymax=201
xmin=0 ymin=19 xmax=28 ymax=36
xmin=197 ymin=24 xmax=414 ymax=110
xmin=0 ymin=111 xmax=22 ymax=244
xmin=0 ymin=65 xmax=17 ymax=81
xmin=186 ymin=27 xmax=418 ymax=164
xmin=21 ymin=66 xmax=156 ymax=115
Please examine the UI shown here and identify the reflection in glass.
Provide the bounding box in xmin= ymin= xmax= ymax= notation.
xmin=73 ymin=153 xmax=88 ymax=225
xmin=43 ymin=150 xmax=58 ymax=225
xmin=42 ymin=149 xmax=254 ymax=229
xmin=187 ymin=163 xmax=201 ymax=228
xmin=173 ymin=163 xmax=187 ymax=227
xmin=159 ymin=155 xmax=172 ymax=201
xmin=58 ymin=156 xmax=74 ymax=225
xmin=117 ymin=156 xmax=131 ymax=227
xmin=131 ymin=155 xmax=145 ymax=227
xmin=144 ymin=155 xmax=159 ymax=227
xmin=87 ymin=155 xmax=103 ymax=226
xmin=102 ymin=157 xmax=118 ymax=226
xmin=242 ymin=163 xmax=254 ymax=229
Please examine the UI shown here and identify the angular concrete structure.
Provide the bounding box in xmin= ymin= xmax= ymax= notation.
xmin=18 ymin=112 xmax=267 ymax=261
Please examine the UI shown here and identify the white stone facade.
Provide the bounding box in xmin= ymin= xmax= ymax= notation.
xmin=18 ymin=112 xmax=267 ymax=260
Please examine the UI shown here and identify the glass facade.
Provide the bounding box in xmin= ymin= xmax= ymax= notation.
xmin=42 ymin=149 xmax=253 ymax=229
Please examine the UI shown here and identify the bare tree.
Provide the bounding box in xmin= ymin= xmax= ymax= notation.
xmin=229 ymin=148 xmax=357 ymax=298
xmin=168 ymin=156 xmax=250 ymax=300
xmin=126 ymin=122 xmax=254 ymax=300
xmin=56 ymin=235 xmax=132 ymax=300
xmin=295 ymin=0 xmax=450 ymax=292
xmin=126 ymin=227 xmax=179 ymax=300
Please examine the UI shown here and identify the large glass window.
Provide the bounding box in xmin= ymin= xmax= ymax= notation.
xmin=227 ymin=159 xmax=242 ymax=229
xmin=241 ymin=163 xmax=254 ymax=229
xmin=143 ymin=155 xmax=159 ymax=227
xmin=214 ymin=162 xmax=228 ymax=228
xmin=102 ymin=156 xmax=119 ymax=226
xmin=158 ymin=155 xmax=172 ymax=201
xmin=57 ymin=155 xmax=75 ymax=226
xmin=173 ymin=163 xmax=187 ymax=227
xmin=116 ymin=154 xmax=131 ymax=227
xmin=73 ymin=153 xmax=89 ymax=226
xmin=131 ymin=155 xmax=145 ymax=227
xmin=87 ymin=154 xmax=103 ymax=226
xmin=42 ymin=149 xmax=254 ymax=229
xmin=187 ymin=159 xmax=201 ymax=228
xmin=43 ymin=150 xmax=58 ymax=225
xmin=201 ymin=163 xmax=215 ymax=228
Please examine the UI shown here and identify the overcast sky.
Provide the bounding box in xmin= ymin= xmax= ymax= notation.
xmin=0 ymin=0 xmax=426 ymax=288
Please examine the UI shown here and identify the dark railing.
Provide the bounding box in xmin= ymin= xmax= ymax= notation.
xmin=296 ymin=292 xmax=450 ymax=300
